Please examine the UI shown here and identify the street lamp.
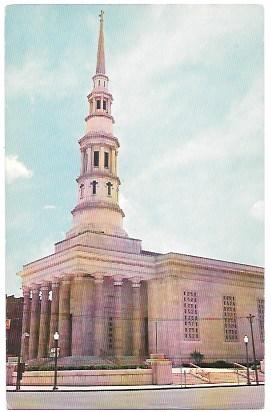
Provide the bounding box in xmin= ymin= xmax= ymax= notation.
xmin=16 ymin=332 xmax=30 ymax=391
xmin=243 ymin=335 xmax=251 ymax=385
xmin=52 ymin=331 xmax=59 ymax=391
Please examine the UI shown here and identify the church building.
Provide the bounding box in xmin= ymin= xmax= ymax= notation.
xmin=19 ymin=13 xmax=264 ymax=366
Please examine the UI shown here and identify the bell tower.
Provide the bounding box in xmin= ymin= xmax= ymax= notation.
xmin=67 ymin=11 xmax=127 ymax=238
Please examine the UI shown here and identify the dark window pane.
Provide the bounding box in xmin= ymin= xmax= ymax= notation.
xmin=96 ymin=100 xmax=101 ymax=110
xmin=104 ymin=152 xmax=109 ymax=168
xmin=94 ymin=151 xmax=99 ymax=167
xmin=103 ymin=100 xmax=107 ymax=110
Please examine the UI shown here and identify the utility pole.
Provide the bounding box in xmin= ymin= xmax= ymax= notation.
xmin=155 ymin=320 xmax=158 ymax=353
xmin=247 ymin=314 xmax=259 ymax=385
xmin=15 ymin=354 xmax=21 ymax=391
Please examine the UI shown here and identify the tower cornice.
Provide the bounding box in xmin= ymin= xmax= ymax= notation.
xmin=76 ymin=173 xmax=121 ymax=185
xmin=71 ymin=201 xmax=125 ymax=218
xmin=84 ymin=112 xmax=115 ymax=124
xmin=78 ymin=132 xmax=120 ymax=148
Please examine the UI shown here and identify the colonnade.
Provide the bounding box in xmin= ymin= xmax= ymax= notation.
xmin=20 ymin=275 xmax=143 ymax=361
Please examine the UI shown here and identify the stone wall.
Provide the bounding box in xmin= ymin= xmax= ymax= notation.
xmin=11 ymin=369 xmax=153 ymax=386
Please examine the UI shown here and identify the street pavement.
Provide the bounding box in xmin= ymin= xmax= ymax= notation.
xmin=7 ymin=385 xmax=264 ymax=409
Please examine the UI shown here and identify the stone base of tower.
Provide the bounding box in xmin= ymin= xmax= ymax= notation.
xmin=70 ymin=203 xmax=127 ymax=238
xmin=55 ymin=229 xmax=141 ymax=255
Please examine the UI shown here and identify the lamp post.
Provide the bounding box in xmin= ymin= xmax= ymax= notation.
xmin=243 ymin=335 xmax=251 ymax=385
xmin=16 ymin=332 xmax=29 ymax=391
xmin=52 ymin=331 xmax=59 ymax=391
xmin=247 ymin=314 xmax=259 ymax=385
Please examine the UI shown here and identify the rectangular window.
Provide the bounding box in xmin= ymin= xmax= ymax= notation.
xmin=103 ymin=100 xmax=107 ymax=110
xmin=104 ymin=152 xmax=109 ymax=168
xmin=94 ymin=151 xmax=99 ymax=167
xmin=183 ymin=291 xmax=199 ymax=340
xmin=257 ymin=298 xmax=264 ymax=342
xmin=223 ymin=295 xmax=238 ymax=342
xmin=96 ymin=99 xmax=101 ymax=110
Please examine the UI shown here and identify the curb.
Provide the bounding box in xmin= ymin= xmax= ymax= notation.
xmin=6 ymin=383 xmax=264 ymax=393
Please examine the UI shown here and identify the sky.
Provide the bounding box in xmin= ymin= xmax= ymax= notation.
xmin=5 ymin=4 xmax=264 ymax=296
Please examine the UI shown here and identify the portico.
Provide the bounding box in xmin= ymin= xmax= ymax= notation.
xmin=20 ymin=268 xmax=147 ymax=362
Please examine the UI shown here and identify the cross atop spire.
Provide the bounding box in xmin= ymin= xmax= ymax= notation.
xmin=96 ymin=10 xmax=105 ymax=74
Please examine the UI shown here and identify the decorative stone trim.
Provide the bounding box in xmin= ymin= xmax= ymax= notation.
xmin=71 ymin=201 xmax=125 ymax=217
xmin=76 ymin=172 xmax=120 ymax=185
xmin=84 ymin=113 xmax=114 ymax=123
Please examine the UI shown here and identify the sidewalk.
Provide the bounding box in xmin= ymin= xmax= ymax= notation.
xmin=6 ymin=382 xmax=264 ymax=392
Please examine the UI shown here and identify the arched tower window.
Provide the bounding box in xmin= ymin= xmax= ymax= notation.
xmin=96 ymin=99 xmax=101 ymax=110
xmin=106 ymin=182 xmax=113 ymax=196
xmin=91 ymin=180 xmax=98 ymax=195
xmin=79 ymin=184 xmax=85 ymax=199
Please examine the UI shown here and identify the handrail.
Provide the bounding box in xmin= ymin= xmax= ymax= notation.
xmin=233 ymin=362 xmax=255 ymax=382
xmin=233 ymin=362 xmax=247 ymax=370
xmin=189 ymin=363 xmax=210 ymax=383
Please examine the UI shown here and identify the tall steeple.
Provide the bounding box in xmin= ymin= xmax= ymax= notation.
xmin=67 ymin=12 xmax=127 ymax=239
xmin=96 ymin=10 xmax=105 ymax=74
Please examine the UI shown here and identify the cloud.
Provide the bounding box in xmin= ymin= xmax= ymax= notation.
xmin=5 ymin=155 xmax=33 ymax=184
xmin=43 ymin=205 xmax=56 ymax=210
xmin=250 ymin=200 xmax=264 ymax=221
xmin=6 ymin=54 xmax=84 ymax=101
xmin=110 ymin=5 xmax=263 ymax=130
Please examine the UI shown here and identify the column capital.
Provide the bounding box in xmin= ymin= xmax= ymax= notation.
xmin=73 ymin=274 xmax=86 ymax=282
xmin=51 ymin=277 xmax=60 ymax=288
xmin=22 ymin=285 xmax=31 ymax=295
xmin=40 ymin=281 xmax=50 ymax=291
xmin=131 ymin=278 xmax=141 ymax=288
xmin=60 ymin=274 xmax=72 ymax=284
xmin=94 ymin=273 xmax=104 ymax=284
xmin=113 ymin=275 xmax=123 ymax=286
xmin=30 ymin=284 xmax=41 ymax=293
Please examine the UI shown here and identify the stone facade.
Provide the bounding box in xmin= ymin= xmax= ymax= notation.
xmin=18 ymin=13 xmax=264 ymax=366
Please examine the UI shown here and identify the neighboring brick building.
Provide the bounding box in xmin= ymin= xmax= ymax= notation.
xmin=6 ymin=295 xmax=24 ymax=357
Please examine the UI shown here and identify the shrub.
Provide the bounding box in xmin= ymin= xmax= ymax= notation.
xmin=26 ymin=364 xmax=148 ymax=372
xmin=190 ymin=350 xmax=204 ymax=365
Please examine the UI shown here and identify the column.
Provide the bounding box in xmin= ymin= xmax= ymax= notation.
xmin=93 ymin=275 xmax=105 ymax=356
xmin=87 ymin=146 xmax=92 ymax=173
xmin=100 ymin=146 xmax=104 ymax=170
xmin=82 ymin=276 xmax=93 ymax=355
xmin=80 ymin=150 xmax=84 ymax=175
xmin=111 ymin=149 xmax=116 ymax=175
xmin=37 ymin=282 xmax=50 ymax=358
xmin=49 ymin=279 xmax=60 ymax=349
xmin=115 ymin=151 xmax=118 ymax=174
xmin=132 ymin=280 xmax=141 ymax=357
xmin=113 ymin=276 xmax=123 ymax=357
xmin=28 ymin=284 xmax=41 ymax=359
xmin=58 ymin=276 xmax=71 ymax=357
xmin=71 ymin=275 xmax=85 ymax=356
xmin=21 ymin=286 xmax=31 ymax=361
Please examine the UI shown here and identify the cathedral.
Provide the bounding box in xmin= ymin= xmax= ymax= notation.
xmin=19 ymin=13 xmax=264 ymax=366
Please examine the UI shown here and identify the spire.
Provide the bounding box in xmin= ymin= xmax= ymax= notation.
xmin=96 ymin=10 xmax=105 ymax=74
